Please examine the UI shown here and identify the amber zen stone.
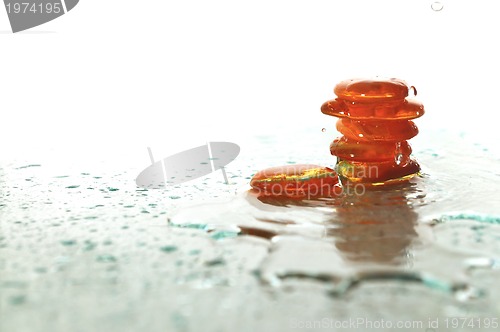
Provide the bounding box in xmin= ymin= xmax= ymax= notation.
xmin=330 ymin=137 xmax=412 ymax=163
xmin=334 ymin=78 xmax=409 ymax=102
xmin=250 ymin=164 xmax=341 ymax=198
xmin=336 ymin=119 xmax=419 ymax=142
xmin=336 ymin=159 xmax=421 ymax=184
xmin=322 ymin=77 xmax=424 ymax=184
xmin=321 ymin=98 xmax=424 ymax=120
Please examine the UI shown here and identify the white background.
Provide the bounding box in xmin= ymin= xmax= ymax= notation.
xmin=1 ymin=0 xmax=499 ymax=163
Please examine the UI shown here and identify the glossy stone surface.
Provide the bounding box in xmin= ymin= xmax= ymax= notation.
xmin=336 ymin=119 xmax=419 ymax=142
xmin=336 ymin=159 xmax=421 ymax=184
xmin=330 ymin=136 xmax=412 ymax=163
xmin=321 ymin=98 xmax=424 ymax=120
xmin=250 ymin=164 xmax=340 ymax=198
xmin=334 ymin=78 xmax=409 ymax=102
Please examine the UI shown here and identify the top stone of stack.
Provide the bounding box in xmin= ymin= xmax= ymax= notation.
xmin=321 ymin=77 xmax=425 ymax=120
xmin=334 ymin=78 xmax=409 ymax=102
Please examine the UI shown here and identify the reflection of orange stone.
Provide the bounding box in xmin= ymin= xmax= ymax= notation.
xmin=322 ymin=78 xmax=424 ymax=184
xmin=250 ymin=164 xmax=341 ymax=198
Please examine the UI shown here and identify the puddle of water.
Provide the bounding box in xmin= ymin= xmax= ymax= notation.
xmin=170 ymin=128 xmax=500 ymax=301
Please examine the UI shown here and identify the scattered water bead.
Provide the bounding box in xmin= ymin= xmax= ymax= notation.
xmin=336 ymin=118 xmax=419 ymax=142
xmin=334 ymin=78 xmax=409 ymax=102
xmin=321 ymin=98 xmax=424 ymax=120
xmin=409 ymin=85 xmax=417 ymax=96
xmin=330 ymin=137 xmax=412 ymax=163
xmin=336 ymin=159 xmax=421 ymax=184
xmin=431 ymin=2 xmax=444 ymax=12
xmin=394 ymin=142 xmax=405 ymax=165
xmin=250 ymin=164 xmax=341 ymax=198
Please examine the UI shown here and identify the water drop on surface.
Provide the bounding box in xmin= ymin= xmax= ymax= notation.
xmin=453 ymin=285 xmax=485 ymax=302
xmin=321 ymin=128 xmax=326 ymax=132
xmin=160 ymin=245 xmax=178 ymax=253
xmin=394 ymin=142 xmax=403 ymax=165
xmin=431 ymin=2 xmax=443 ymax=11
xmin=61 ymin=240 xmax=76 ymax=246
xmin=409 ymin=85 xmax=417 ymax=96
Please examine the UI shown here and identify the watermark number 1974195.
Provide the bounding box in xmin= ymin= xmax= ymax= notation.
xmin=3 ymin=0 xmax=79 ymax=33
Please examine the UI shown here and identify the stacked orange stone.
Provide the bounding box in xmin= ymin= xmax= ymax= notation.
xmin=321 ymin=78 xmax=425 ymax=184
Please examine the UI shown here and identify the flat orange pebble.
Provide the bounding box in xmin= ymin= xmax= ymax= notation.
xmin=321 ymin=98 xmax=424 ymax=120
xmin=336 ymin=118 xmax=418 ymax=142
xmin=330 ymin=136 xmax=412 ymax=163
xmin=334 ymin=78 xmax=409 ymax=102
xmin=336 ymin=159 xmax=421 ymax=184
xmin=250 ymin=164 xmax=341 ymax=198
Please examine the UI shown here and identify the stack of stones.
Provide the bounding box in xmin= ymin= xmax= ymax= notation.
xmin=321 ymin=78 xmax=425 ymax=185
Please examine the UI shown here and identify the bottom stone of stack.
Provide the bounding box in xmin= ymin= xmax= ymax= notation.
xmin=336 ymin=159 xmax=421 ymax=185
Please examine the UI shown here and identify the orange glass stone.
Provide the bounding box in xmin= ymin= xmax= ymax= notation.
xmin=336 ymin=159 xmax=421 ymax=184
xmin=321 ymin=98 xmax=424 ymax=120
xmin=250 ymin=164 xmax=341 ymax=198
xmin=336 ymin=118 xmax=418 ymax=142
xmin=334 ymin=78 xmax=408 ymax=102
xmin=330 ymin=136 xmax=412 ymax=163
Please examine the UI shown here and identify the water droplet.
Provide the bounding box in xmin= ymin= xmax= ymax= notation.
xmin=60 ymin=240 xmax=76 ymax=246
xmin=189 ymin=249 xmax=201 ymax=255
xmin=431 ymin=2 xmax=443 ymax=11
xmin=210 ymin=230 xmax=238 ymax=240
xmin=394 ymin=142 xmax=403 ymax=165
xmin=9 ymin=295 xmax=26 ymax=306
xmin=409 ymin=85 xmax=417 ymax=96
xmin=83 ymin=240 xmax=97 ymax=251
xmin=16 ymin=164 xmax=41 ymax=169
xmin=96 ymin=254 xmax=117 ymax=263
xmin=437 ymin=213 xmax=500 ymax=224
xmin=205 ymin=258 xmax=225 ymax=267
xmin=160 ymin=245 xmax=177 ymax=253
xmin=321 ymin=128 xmax=326 ymax=132
xmin=34 ymin=267 xmax=47 ymax=274
xmin=453 ymin=284 xmax=485 ymax=302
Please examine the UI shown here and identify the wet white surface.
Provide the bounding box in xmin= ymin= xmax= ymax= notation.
xmin=1 ymin=124 xmax=500 ymax=332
